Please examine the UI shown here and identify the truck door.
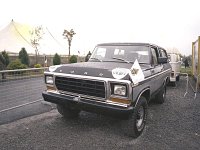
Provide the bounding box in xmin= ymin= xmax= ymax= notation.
xmin=150 ymin=47 xmax=163 ymax=93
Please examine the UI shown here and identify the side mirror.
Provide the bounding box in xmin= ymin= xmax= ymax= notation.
xmin=158 ymin=57 xmax=168 ymax=64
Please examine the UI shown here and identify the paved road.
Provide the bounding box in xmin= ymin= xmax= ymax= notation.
xmin=0 ymin=77 xmax=45 ymax=110
xmin=0 ymin=77 xmax=200 ymax=150
xmin=0 ymin=77 xmax=54 ymax=125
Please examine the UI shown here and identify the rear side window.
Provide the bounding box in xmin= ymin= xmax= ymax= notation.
xmin=151 ymin=47 xmax=158 ymax=65
xmin=159 ymin=49 xmax=167 ymax=58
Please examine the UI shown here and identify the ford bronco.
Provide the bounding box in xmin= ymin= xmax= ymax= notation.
xmin=42 ymin=43 xmax=171 ymax=138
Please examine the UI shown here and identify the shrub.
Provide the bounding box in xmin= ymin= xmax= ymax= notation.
xmin=19 ymin=47 xmax=30 ymax=66
xmin=69 ymin=55 xmax=77 ymax=63
xmin=34 ymin=64 xmax=42 ymax=68
xmin=53 ymin=53 xmax=61 ymax=65
xmin=7 ymin=59 xmax=27 ymax=70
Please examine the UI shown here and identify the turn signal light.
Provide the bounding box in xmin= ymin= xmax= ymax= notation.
xmin=110 ymin=97 xmax=131 ymax=104
xmin=47 ymin=85 xmax=56 ymax=91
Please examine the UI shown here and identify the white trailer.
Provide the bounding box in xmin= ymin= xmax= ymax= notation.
xmin=168 ymin=53 xmax=181 ymax=86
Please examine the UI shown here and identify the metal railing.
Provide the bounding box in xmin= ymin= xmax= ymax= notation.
xmin=0 ymin=67 xmax=48 ymax=82
xmin=180 ymin=73 xmax=200 ymax=99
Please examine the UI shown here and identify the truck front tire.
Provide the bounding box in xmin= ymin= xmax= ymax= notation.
xmin=57 ymin=104 xmax=80 ymax=119
xmin=122 ymin=96 xmax=148 ymax=138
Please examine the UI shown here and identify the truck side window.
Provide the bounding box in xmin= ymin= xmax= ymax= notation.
xmin=159 ymin=49 xmax=167 ymax=58
xmin=151 ymin=48 xmax=158 ymax=65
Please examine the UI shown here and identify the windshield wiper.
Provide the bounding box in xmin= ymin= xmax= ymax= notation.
xmin=112 ymin=57 xmax=130 ymax=63
xmin=90 ymin=57 xmax=102 ymax=62
xmin=138 ymin=62 xmax=149 ymax=64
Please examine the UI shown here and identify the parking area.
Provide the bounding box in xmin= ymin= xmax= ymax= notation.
xmin=0 ymin=77 xmax=200 ymax=150
xmin=0 ymin=77 xmax=54 ymax=125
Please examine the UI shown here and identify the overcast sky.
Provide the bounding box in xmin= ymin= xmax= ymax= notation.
xmin=0 ymin=0 xmax=200 ymax=56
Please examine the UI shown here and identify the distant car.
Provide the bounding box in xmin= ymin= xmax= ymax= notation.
xmin=168 ymin=53 xmax=181 ymax=86
xmin=42 ymin=43 xmax=171 ymax=138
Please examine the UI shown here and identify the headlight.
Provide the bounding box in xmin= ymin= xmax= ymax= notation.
xmin=114 ymin=85 xmax=126 ymax=96
xmin=45 ymin=75 xmax=54 ymax=84
xmin=111 ymin=83 xmax=127 ymax=97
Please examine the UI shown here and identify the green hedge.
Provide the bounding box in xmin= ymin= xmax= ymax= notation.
xmin=69 ymin=55 xmax=77 ymax=63
xmin=7 ymin=59 xmax=27 ymax=70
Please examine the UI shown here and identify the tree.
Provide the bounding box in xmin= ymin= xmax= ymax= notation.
xmin=69 ymin=55 xmax=77 ymax=63
xmin=0 ymin=54 xmax=5 ymax=70
xmin=183 ymin=55 xmax=192 ymax=67
xmin=19 ymin=47 xmax=30 ymax=66
xmin=0 ymin=50 xmax=10 ymax=79
xmin=0 ymin=50 xmax=10 ymax=70
xmin=85 ymin=51 xmax=91 ymax=62
xmin=63 ymin=29 xmax=76 ymax=57
xmin=186 ymin=55 xmax=192 ymax=66
xmin=53 ymin=53 xmax=61 ymax=65
xmin=2 ymin=50 xmax=10 ymax=67
xmin=30 ymin=26 xmax=44 ymax=64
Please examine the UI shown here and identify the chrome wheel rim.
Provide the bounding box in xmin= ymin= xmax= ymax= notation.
xmin=136 ymin=106 xmax=144 ymax=131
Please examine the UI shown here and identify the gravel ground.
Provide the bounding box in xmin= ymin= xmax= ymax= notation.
xmin=0 ymin=77 xmax=200 ymax=150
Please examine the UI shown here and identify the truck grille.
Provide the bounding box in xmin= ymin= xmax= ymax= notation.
xmin=55 ymin=76 xmax=106 ymax=98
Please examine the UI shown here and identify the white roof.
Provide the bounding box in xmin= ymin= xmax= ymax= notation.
xmin=0 ymin=20 xmax=66 ymax=55
xmin=166 ymin=47 xmax=180 ymax=54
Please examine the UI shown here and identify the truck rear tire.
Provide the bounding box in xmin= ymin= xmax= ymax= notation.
xmin=57 ymin=104 xmax=80 ymax=119
xmin=155 ymin=85 xmax=166 ymax=104
xmin=176 ymin=75 xmax=180 ymax=81
xmin=122 ymin=96 xmax=148 ymax=138
xmin=171 ymin=81 xmax=176 ymax=87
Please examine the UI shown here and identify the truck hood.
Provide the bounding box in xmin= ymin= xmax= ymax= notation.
xmin=49 ymin=62 xmax=151 ymax=80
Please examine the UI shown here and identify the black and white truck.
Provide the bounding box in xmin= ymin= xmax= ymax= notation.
xmin=42 ymin=43 xmax=171 ymax=138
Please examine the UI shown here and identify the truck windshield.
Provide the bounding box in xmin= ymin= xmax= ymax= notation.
xmin=89 ymin=45 xmax=150 ymax=64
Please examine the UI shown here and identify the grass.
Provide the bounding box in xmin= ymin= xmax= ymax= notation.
xmin=180 ymin=66 xmax=192 ymax=76
xmin=180 ymin=66 xmax=200 ymax=88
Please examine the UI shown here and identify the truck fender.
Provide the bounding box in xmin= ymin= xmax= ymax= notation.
xmin=133 ymin=87 xmax=150 ymax=107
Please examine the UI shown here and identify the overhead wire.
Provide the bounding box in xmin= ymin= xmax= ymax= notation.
xmin=45 ymin=27 xmax=66 ymax=50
